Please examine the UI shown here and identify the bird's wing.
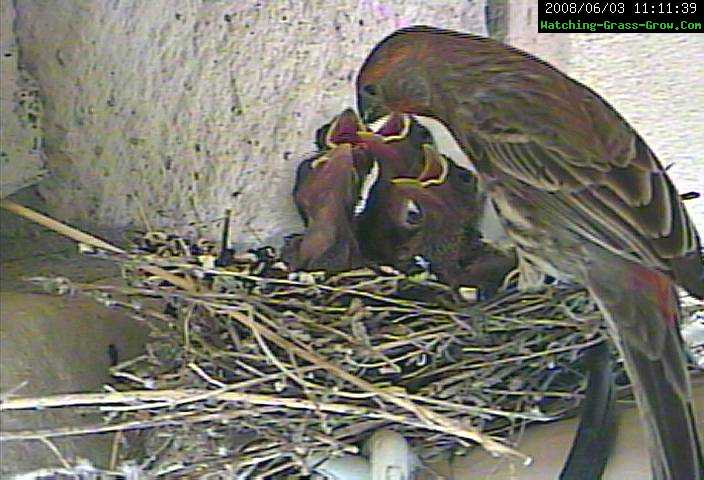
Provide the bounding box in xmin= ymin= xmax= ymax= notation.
xmin=466 ymin=74 xmax=699 ymax=272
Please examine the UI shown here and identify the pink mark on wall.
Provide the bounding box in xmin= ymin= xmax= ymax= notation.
xmin=359 ymin=0 xmax=411 ymax=29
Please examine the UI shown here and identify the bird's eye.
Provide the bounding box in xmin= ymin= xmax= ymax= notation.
xmin=363 ymin=84 xmax=379 ymax=96
xmin=405 ymin=199 xmax=423 ymax=226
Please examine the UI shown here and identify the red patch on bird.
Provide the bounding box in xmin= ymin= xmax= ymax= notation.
xmin=628 ymin=264 xmax=678 ymax=326
xmin=361 ymin=43 xmax=417 ymax=84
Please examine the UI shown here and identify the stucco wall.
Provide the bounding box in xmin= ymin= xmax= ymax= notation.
xmin=8 ymin=0 xmax=487 ymax=246
xmin=0 ymin=0 xmax=46 ymax=198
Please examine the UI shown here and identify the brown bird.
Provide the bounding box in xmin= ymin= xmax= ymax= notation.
xmin=287 ymin=109 xmax=429 ymax=270
xmin=358 ymin=142 xmax=516 ymax=297
xmin=357 ymin=26 xmax=703 ymax=479
xmin=288 ymin=142 xmax=370 ymax=270
xmin=290 ymin=108 xmax=515 ymax=295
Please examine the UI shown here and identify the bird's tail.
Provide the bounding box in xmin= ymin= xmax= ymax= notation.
xmin=559 ymin=341 xmax=617 ymax=480
xmin=586 ymin=261 xmax=703 ymax=480
xmin=618 ymin=334 xmax=703 ymax=480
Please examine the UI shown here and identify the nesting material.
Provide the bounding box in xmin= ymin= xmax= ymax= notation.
xmin=0 ymin=217 xmax=701 ymax=478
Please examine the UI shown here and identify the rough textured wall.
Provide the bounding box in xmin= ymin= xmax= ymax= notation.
xmin=0 ymin=0 xmax=46 ymax=198
xmin=11 ymin=0 xmax=486 ymax=246
xmin=507 ymin=1 xmax=572 ymax=69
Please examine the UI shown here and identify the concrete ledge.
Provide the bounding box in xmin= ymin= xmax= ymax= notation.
xmin=430 ymin=383 xmax=704 ymax=479
xmin=0 ymin=290 xmax=148 ymax=474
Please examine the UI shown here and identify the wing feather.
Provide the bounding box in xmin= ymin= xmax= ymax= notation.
xmin=466 ymin=75 xmax=699 ymax=274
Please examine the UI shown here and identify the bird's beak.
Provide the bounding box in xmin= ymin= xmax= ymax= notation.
xmin=361 ymin=110 xmax=378 ymax=124
xmin=357 ymin=94 xmax=389 ymax=125
xmin=356 ymin=114 xmax=410 ymax=143
xmin=358 ymin=94 xmax=371 ymax=123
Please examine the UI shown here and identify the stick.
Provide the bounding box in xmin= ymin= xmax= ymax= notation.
xmin=1 ymin=389 xmax=484 ymax=442
xmin=1 ymin=408 xmax=245 ymax=441
xmin=0 ymin=199 xmax=196 ymax=291
xmin=0 ymin=389 xmax=411 ymax=417
xmin=221 ymin=208 xmax=232 ymax=255
xmin=0 ymin=199 xmax=125 ymax=255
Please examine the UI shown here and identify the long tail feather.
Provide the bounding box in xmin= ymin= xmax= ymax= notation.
xmin=586 ymin=261 xmax=703 ymax=480
xmin=560 ymin=341 xmax=618 ymax=480
xmin=621 ymin=338 xmax=703 ymax=479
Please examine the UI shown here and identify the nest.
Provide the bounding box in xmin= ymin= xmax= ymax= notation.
xmin=1 ymin=210 xmax=701 ymax=479
xmin=7 ymin=236 xmax=607 ymax=476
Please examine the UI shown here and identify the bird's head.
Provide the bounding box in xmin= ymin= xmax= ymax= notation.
xmin=357 ymin=26 xmax=516 ymax=128
xmin=356 ymin=28 xmax=439 ymax=124
xmin=289 ymin=142 xmax=377 ymax=271
xmin=314 ymin=108 xmax=434 ymax=180
xmin=357 ymin=144 xmax=480 ymax=271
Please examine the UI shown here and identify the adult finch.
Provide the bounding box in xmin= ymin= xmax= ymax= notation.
xmin=356 ymin=26 xmax=703 ymax=479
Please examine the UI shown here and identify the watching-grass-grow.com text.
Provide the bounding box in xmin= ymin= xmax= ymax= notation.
xmin=539 ymin=19 xmax=702 ymax=32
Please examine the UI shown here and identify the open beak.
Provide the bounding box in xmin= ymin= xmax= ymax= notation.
xmin=356 ymin=114 xmax=410 ymax=143
xmin=325 ymin=109 xmax=369 ymax=148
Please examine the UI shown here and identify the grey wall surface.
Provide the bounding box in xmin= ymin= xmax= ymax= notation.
xmin=1 ymin=0 xmax=701 ymax=240
xmin=0 ymin=0 xmax=46 ymax=198
xmin=4 ymin=0 xmax=487 ymax=247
